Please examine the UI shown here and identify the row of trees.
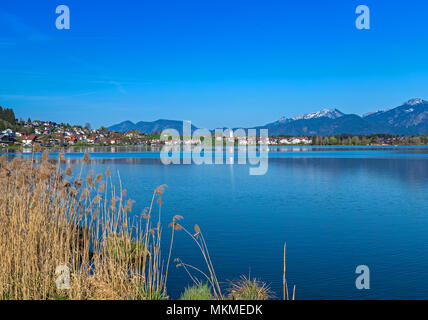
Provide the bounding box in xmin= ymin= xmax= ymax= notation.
xmin=311 ymin=134 xmax=428 ymax=145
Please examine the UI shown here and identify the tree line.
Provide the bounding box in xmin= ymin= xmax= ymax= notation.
xmin=310 ymin=134 xmax=428 ymax=145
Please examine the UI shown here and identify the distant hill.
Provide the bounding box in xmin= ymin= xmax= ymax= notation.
xmin=108 ymin=98 xmax=428 ymax=137
xmin=108 ymin=119 xmax=198 ymax=135
xmin=108 ymin=120 xmax=137 ymax=132
xmin=255 ymin=114 xmax=379 ymax=136
xmin=257 ymin=99 xmax=428 ymax=136
xmin=362 ymin=98 xmax=428 ymax=135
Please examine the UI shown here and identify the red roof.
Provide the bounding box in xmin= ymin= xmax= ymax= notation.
xmin=22 ymin=135 xmax=36 ymax=141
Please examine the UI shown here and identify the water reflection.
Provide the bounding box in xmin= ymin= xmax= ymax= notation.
xmin=4 ymin=148 xmax=428 ymax=187
xmin=271 ymin=157 xmax=428 ymax=188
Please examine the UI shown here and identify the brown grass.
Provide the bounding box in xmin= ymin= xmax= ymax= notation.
xmin=173 ymin=223 xmax=222 ymax=299
xmin=228 ymin=275 xmax=271 ymax=300
xmin=0 ymin=152 xmax=171 ymax=300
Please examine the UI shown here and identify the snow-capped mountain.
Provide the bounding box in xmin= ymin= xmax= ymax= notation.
xmin=277 ymin=116 xmax=293 ymax=123
xmin=293 ymin=108 xmax=344 ymax=121
xmin=362 ymin=99 xmax=425 ymax=118
xmin=404 ymin=98 xmax=425 ymax=106
xmin=110 ymin=98 xmax=428 ymax=136
xmin=257 ymin=99 xmax=428 ymax=136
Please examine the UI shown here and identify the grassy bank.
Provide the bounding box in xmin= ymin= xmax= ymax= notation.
xmin=0 ymin=152 xmax=294 ymax=300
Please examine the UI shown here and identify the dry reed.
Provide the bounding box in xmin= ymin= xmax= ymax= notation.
xmin=0 ymin=152 xmax=171 ymax=300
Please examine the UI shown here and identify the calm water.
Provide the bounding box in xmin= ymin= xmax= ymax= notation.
xmin=5 ymin=146 xmax=428 ymax=299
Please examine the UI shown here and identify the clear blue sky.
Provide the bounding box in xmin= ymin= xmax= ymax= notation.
xmin=0 ymin=0 xmax=428 ymax=129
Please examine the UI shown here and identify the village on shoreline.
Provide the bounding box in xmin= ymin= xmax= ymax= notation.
xmin=0 ymin=106 xmax=427 ymax=150
xmin=1 ymin=119 xmax=427 ymax=150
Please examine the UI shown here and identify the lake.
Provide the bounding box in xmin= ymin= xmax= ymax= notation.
xmin=5 ymin=146 xmax=428 ymax=299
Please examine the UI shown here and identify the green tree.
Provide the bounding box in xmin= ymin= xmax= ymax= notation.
xmin=329 ymin=136 xmax=338 ymax=145
xmin=351 ymin=136 xmax=360 ymax=145
xmin=410 ymin=136 xmax=421 ymax=145
xmin=322 ymin=137 xmax=329 ymax=145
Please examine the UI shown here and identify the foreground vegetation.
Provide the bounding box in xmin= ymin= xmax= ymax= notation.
xmin=0 ymin=152 xmax=294 ymax=300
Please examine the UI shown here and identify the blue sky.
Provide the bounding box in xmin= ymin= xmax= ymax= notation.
xmin=0 ymin=0 xmax=428 ymax=128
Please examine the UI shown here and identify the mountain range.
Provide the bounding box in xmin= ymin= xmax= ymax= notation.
xmin=108 ymin=98 xmax=428 ymax=136
xmin=108 ymin=119 xmax=198 ymax=135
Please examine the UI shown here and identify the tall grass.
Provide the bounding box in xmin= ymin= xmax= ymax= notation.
xmin=174 ymin=224 xmax=222 ymax=298
xmin=0 ymin=152 xmax=170 ymax=299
